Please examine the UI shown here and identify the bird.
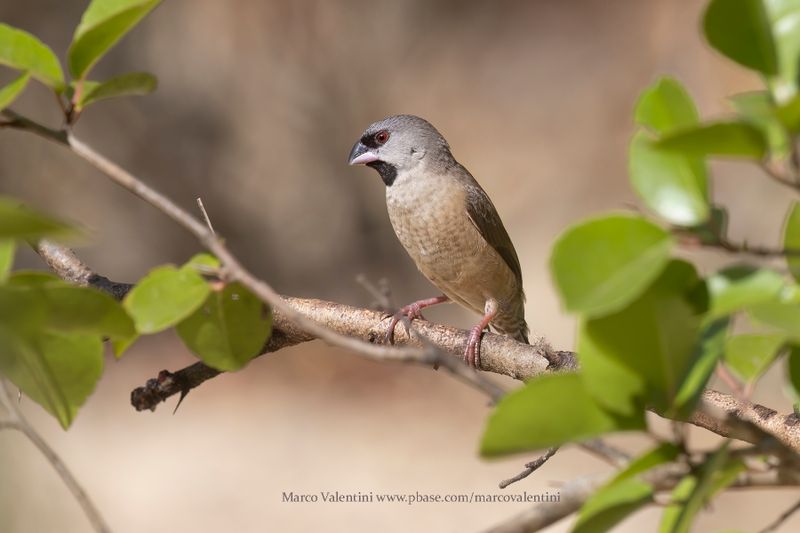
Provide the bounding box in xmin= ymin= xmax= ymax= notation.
xmin=348 ymin=114 xmax=528 ymax=368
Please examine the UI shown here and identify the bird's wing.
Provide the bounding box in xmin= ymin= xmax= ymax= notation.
xmin=463 ymin=178 xmax=523 ymax=286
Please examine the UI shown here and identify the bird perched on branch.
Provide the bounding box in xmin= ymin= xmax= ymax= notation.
xmin=348 ymin=114 xmax=528 ymax=368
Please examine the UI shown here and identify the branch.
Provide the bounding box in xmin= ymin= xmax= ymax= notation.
xmin=484 ymin=463 xmax=800 ymax=533
xmin=34 ymin=240 xmax=800 ymax=457
xmin=762 ymin=160 xmax=800 ymax=193
xmin=0 ymin=380 xmax=111 ymax=533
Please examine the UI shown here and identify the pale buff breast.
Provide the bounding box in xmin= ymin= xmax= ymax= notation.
xmin=385 ymin=171 xmax=521 ymax=319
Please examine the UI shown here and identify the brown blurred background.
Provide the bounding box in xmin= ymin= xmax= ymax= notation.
xmin=1 ymin=1 xmax=797 ymax=532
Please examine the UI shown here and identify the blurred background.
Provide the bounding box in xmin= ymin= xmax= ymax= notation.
xmin=1 ymin=0 xmax=797 ymax=531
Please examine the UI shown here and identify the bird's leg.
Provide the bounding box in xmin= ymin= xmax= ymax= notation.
xmin=384 ymin=295 xmax=449 ymax=344
xmin=464 ymin=300 xmax=499 ymax=369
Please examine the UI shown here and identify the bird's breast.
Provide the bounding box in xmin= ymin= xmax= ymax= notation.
xmin=385 ymin=172 xmax=517 ymax=315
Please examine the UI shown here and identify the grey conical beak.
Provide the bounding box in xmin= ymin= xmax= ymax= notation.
xmin=348 ymin=141 xmax=379 ymax=165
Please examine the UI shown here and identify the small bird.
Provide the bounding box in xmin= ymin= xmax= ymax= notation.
xmin=348 ymin=114 xmax=528 ymax=368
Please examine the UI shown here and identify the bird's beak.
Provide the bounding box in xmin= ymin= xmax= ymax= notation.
xmin=348 ymin=141 xmax=379 ymax=165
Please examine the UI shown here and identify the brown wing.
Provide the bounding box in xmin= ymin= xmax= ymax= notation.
xmin=463 ymin=178 xmax=523 ymax=286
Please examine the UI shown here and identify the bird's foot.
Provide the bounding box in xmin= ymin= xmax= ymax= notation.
xmin=383 ymin=295 xmax=449 ymax=345
xmin=464 ymin=323 xmax=485 ymax=369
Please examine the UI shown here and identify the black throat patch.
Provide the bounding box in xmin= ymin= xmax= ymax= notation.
xmin=367 ymin=161 xmax=398 ymax=186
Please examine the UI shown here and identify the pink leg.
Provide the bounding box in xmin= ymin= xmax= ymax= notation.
xmin=385 ymin=295 xmax=449 ymax=344
xmin=464 ymin=301 xmax=499 ymax=369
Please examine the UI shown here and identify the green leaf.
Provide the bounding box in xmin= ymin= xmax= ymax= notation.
xmin=185 ymin=252 xmax=221 ymax=271
xmin=40 ymin=285 xmax=135 ymax=341
xmin=656 ymin=122 xmax=768 ymax=159
xmin=574 ymin=443 xmax=682 ymax=533
xmin=629 ymin=133 xmax=710 ymax=226
xmin=77 ymin=72 xmax=157 ymax=110
xmin=614 ymin=443 xmax=682 ymax=483
xmin=660 ymin=443 xmax=744 ymax=533
xmin=6 ymin=270 xmax=64 ymax=287
xmin=0 ymin=23 xmax=65 ymax=91
xmin=0 ymin=239 xmax=14 ymax=283
xmin=0 ymin=71 xmax=30 ymax=111
xmin=707 ymin=265 xmax=786 ymax=317
xmin=68 ymin=0 xmax=162 ymax=79
xmin=729 ymin=91 xmax=790 ymax=157
xmin=787 ymin=344 xmax=800 ymax=401
xmin=579 ymin=260 xmax=704 ymax=416
xmin=0 ymin=328 xmax=103 ymax=429
xmin=784 ymin=202 xmax=800 ymax=282
xmin=724 ymin=333 xmax=787 ymax=382
xmin=635 ymin=77 xmax=699 ymax=134
xmin=0 ymin=197 xmax=77 ymax=240
xmin=550 ymin=214 xmax=673 ymax=317
xmin=673 ymin=318 xmax=730 ymax=417
xmin=573 ymin=478 xmax=653 ymax=533
xmin=176 ymin=282 xmax=272 ymax=371
xmin=123 ymin=264 xmax=210 ymax=334
xmin=703 ymin=0 xmax=778 ymax=76
xmin=765 ymin=0 xmax=800 ymax=102
xmin=480 ymin=373 xmax=645 ymax=457
xmin=776 ymin=93 xmax=800 ymax=130
xmin=749 ymin=301 xmax=800 ymax=338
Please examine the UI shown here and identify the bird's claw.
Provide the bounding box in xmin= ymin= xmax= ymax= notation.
xmin=464 ymin=324 xmax=484 ymax=369
xmin=383 ymin=303 xmax=427 ymax=345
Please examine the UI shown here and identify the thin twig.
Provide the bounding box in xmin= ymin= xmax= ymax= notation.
xmin=0 ymin=380 xmax=111 ymax=533
xmin=762 ymin=160 xmax=800 ymax=193
xmin=499 ymin=446 xmax=560 ymax=489
xmin=759 ymin=498 xmax=800 ymax=533
xmin=196 ymin=197 xmax=216 ymax=235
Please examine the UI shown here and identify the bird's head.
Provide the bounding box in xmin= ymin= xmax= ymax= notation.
xmin=348 ymin=114 xmax=452 ymax=186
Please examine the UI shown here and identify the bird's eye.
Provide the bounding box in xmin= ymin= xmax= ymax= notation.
xmin=374 ymin=130 xmax=390 ymax=145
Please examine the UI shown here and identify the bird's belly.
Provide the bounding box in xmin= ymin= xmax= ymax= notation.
xmin=387 ymin=188 xmax=513 ymax=314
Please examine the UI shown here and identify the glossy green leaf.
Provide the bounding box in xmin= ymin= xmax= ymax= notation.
xmin=765 ymin=0 xmax=800 ymax=102
xmin=635 ymin=77 xmax=699 ymax=134
xmin=176 ymin=282 xmax=272 ymax=371
xmin=656 ymin=122 xmax=768 ymax=159
xmin=629 ymin=133 xmax=710 ymax=226
xmin=123 ymin=264 xmax=210 ymax=333
xmin=0 ymin=240 xmax=14 ymax=283
xmin=703 ymin=0 xmax=778 ymax=75
xmin=724 ymin=333 xmax=787 ymax=382
xmin=0 ymin=197 xmax=76 ymax=240
xmin=707 ymin=265 xmax=786 ymax=317
xmin=787 ymin=344 xmax=800 ymax=401
xmin=784 ymin=202 xmax=800 ymax=281
xmin=673 ymin=318 xmax=730 ymax=417
xmin=77 ymin=72 xmax=157 ymax=110
xmin=68 ymin=0 xmax=161 ymax=79
xmin=631 ymin=78 xmax=709 ymax=226
xmin=0 ymin=23 xmax=65 ymax=91
xmin=573 ymin=478 xmax=653 ymax=533
xmin=660 ymin=443 xmax=744 ymax=533
xmin=729 ymin=91 xmax=790 ymax=156
xmin=0 ymin=71 xmax=30 ymax=111
xmin=550 ymin=214 xmax=673 ymax=317
xmin=0 ymin=328 xmax=103 ymax=429
xmin=579 ymin=261 xmax=703 ymax=416
xmin=480 ymin=373 xmax=645 ymax=456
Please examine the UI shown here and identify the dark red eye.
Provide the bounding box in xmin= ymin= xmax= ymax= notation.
xmin=374 ymin=130 xmax=390 ymax=145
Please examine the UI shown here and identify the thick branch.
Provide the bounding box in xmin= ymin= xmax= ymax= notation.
xmin=34 ymin=241 xmax=800 ymax=455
